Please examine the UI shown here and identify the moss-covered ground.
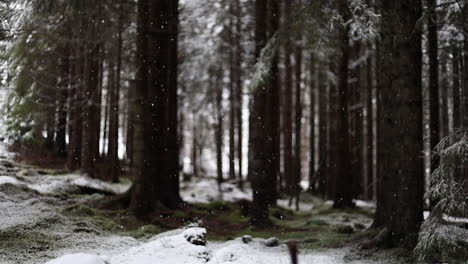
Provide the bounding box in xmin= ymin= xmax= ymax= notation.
xmin=62 ymin=194 xmax=376 ymax=250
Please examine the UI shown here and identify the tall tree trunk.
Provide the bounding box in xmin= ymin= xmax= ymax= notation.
xmin=229 ymin=13 xmax=236 ymax=181
xmin=293 ymin=41 xmax=303 ymax=210
xmin=81 ymin=40 xmax=101 ymax=178
xmin=126 ymin=80 xmax=136 ymax=166
xmin=308 ymin=54 xmax=316 ymax=192
xmin=440 ymin=53 xmax=449 ymax=138
xmin=282 ymin=0 xmax=294 ymax=196
xmin=333 ymin=1 xmax=354 ymax=209
xmin=233 ymin=0 xmax=244 ymax=189
xmin=463 ymin=5 xmax=468 ymax=129
xmin=55 ymin=46 xmax=70 ymax=157
xmin=67 ymin=48 xmax=83 ymax=171
xmin=373 ymin=0 xmax=424 ymax=246
xmin=214 ymin=67 xmax=224 ymax=193
xmin=108 ymin=14 xmax=123 ymax=183
xmin=317 ymin=60 xmax=328 ymax=198
xmin=250 ymin=0 xmax=279 ymax=226
xmin=130 ymin=0 xmax=182 ymax=218
xmin=453 ymin=45 xmax=461 ymax=130
xmin=428 ymin=0 xmax=439 ymax=174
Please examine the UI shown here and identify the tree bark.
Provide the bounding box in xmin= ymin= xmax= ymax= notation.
xmin=130 ymin=0 xmax=182 ymax=218
xmin=453 ymin=45 xmax=461 ymax=130
xmin=55 ymin=45 xmax=70 ymax=157
xmin=108 ymin=13 xmax=123 ymax=183
xmin=428 ymin=0 xmax=439 ymax=174
xmin=373 ymin=0 xmax=424 ymax=246
xmin=293 ymin=40 xmax=303 ymax=210
xmin=308 ymin=55 xmax=316 ymax=192
xmin=282 ymin=0 xmax=294 ymax=196
xmin=233 ymin=0 xmax=244 ymax=189
xmin=333 ymin=1 xmax=354 ymax=209
xmin=250 ymin=0 xmax=279 ymax=226
xmin=67 ymin=48 xmax=83 ymax=171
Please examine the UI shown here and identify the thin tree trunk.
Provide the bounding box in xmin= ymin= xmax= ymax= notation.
xmin=453 ymin=45 xmax=461 ymax=130
xmin=308 ymin=54 xmax=315 ymax=192
xmin=333 ymin=1 xmax=354 ymax=209
xmin=293 ymin=41 xmax=303 ymax=210
xmin=428 ymin=0 xmax=439 ymax=174
xmin=234 ymin=0 xmax=244 ymax=189
xmin=282 ymin=0 xmax=294 ymax=197
xmin=55 ymin=45 xmax=70 ymax=157
xmin=108 ymin=14 xmax=123 ymax=183
xmin=229 ymin=13 xmax=236 ymax=181
xmin=440 ymin=53 xmax=449 ymax=138
xmin=214 ymin=67 xmax=224 ymax=193
xmin=67 ymin=48 xmax=83 ymax=171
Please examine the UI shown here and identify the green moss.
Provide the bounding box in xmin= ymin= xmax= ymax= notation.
xmin=306 ymin=219 xmax=329 ymax=226
xmin=91 ymin=216 xmax=121 ymax=232
xmin=0 ymin=228 xmax=58 ymax=251
xmin=172 ymin=210 xmax=190 ymax=219
xmin=271 ymin=207 xmax=294 ymax=220
xmin=62 ymin=204 xmax=96 ymax=217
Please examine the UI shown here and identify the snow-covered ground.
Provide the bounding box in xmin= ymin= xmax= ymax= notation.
xmin=0 ymin=142 xmax=400 ymax=264
xmin=45 ymin=227 xmax=380 ymax=264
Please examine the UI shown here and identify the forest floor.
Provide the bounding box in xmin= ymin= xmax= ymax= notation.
xmin=0 ymin=142 xmax=418 ymax=264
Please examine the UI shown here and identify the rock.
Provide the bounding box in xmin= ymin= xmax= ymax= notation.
xmin=335 ymin=225 xmax=354 ymax=234
xmin=241 ymin=235 xmax=253 ymax=244
xmin=183 ymin=227 xmax=207 ymax=246
xmin=263 ymin=237 xmax=280 ymax=247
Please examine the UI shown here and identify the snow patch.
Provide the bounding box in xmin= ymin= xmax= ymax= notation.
xmin=45 ymin=254 xmax=110 ymax=264
xmin=47 ymin=227 xmax=351 ymax=264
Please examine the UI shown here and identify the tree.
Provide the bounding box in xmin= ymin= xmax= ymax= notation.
xmin=107 ymin=7 xmax=124 ymax=183
xmin=333 ymin=0 xmax=354 ymax=209
xmin=130 ymin=0 xmax=182 ymax=218
xmin=249 ymin=0 xmax=280 ymax=226
xmin=428 ymin=0 xmax=440 ymax=174
xmin=373 ymin=0 xmax=424 ymax=246
xmin=81 ymin=2 xmax=102 ymax=179
xmin=282 ymin=0 xmax=294 ymax=197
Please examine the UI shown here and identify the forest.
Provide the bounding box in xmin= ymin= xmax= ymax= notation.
xmin=0 ymin=0 xmax=467 ymax=263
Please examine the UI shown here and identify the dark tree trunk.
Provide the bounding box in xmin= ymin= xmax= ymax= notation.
xmin=373 ymin=0 xmax=424 ymax=246
xmin=317 ymin=60 xmax=329 ymax=198
xmin=250 ymin=0 xmax=279 ymax=226
xmin=81 ymin=40 xmax=101 ymax=178
xmin=67 ymin=48 xmax=83 ymax=171
xmin=108 ymin=15 xmax=123 ymax=183
xmin=126 ymin=80 xmax=136 ymax=166
xmin=327 ymin=60 xmax=338 ymax=200
xmin=55 ymin=46 xmax=70 ymax=157
xmin=308 ymin=55 xmax=316 ymax=192
xmin=440 ymin=53 xmax=449 ymax=138
xmin=453 ymin=45 xmax=461 ymax=130
xmin=333 ymin=1 xmax=354 ymax=209
xmin=428 ymin=0 xmax=439 ymax=173
xmin=464 ymin=5 xmax=468 ymax=129
xmin=229 ymin=15 xmax=236 ymax=181
xmin=214 ymin=67 xmax=224 ymax=191
xmin=130 ymin=0 xmax=182 ymax=218
xmin=233 ymin=0 xmax=244 ymax=188
xmin=282 ymin=0 xmax=294 ymax=196
xmin=293 ymin=41 xmax=303 ymax=210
